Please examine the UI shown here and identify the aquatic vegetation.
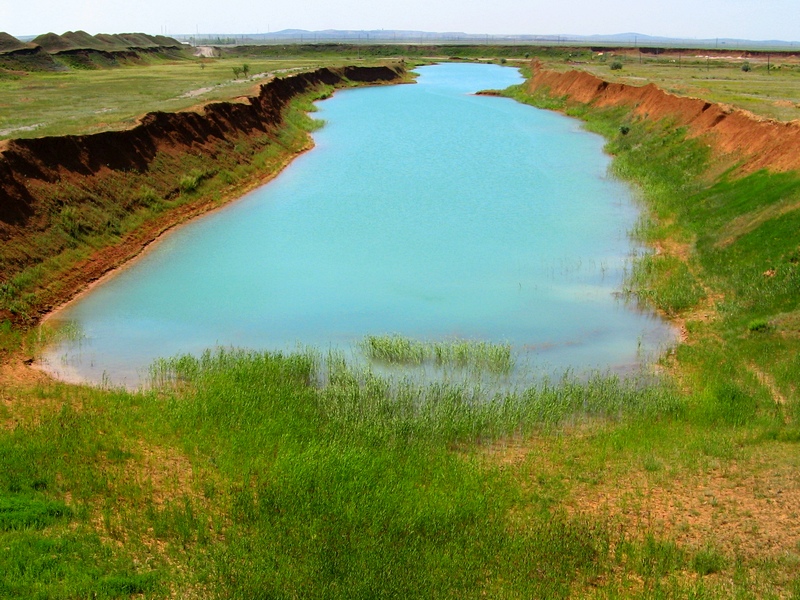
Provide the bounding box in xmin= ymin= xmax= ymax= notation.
xmin=361 ymin=335 xmax=514 ymax=374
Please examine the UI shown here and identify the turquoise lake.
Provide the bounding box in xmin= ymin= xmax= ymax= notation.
xmin=43 ymin=63 xmax=674 ymax=386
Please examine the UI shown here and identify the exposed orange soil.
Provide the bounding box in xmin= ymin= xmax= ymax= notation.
xmin=529 ymin=61 xmax=800 ymax=174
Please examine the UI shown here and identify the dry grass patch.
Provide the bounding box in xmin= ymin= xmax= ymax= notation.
xmin=561 ymin=443 xmax=800 ymax=559
xmin=0 ymin=366 xmax=84 ymax=429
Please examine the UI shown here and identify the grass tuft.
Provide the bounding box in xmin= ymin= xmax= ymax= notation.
xmin=361 ymin=335 xmax=514 ymax=374
xmin=0 ymin=495 xmax=72 ymax=531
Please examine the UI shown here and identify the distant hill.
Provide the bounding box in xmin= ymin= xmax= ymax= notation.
xmin=0 ymin=31 xmax=185 ymax=71
xmin=31 ymin=32 xmax=80 ymax=52
xmin=185 ymin=29 xmax=799 ymax=51
xmin=30 ymin=30 xmax=182 ymax=53
xmin=0 ymin=31 xmax=36 ymax=52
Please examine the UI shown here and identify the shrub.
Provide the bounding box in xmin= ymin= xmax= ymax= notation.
xmin=179 ymin=174 xmax=201 ymax=194
xmin=610 ymin=61 xmax=623 ymax=70
xmin=138 ymin=185 xmax=160 ymax=207
xmin=741 ymin=61 xmax=752 ymax=72
xmin=58 ymin=206 xmax=86 ymax=241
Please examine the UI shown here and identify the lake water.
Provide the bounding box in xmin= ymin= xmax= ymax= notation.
xmin=42 ymin=63 xmax=674 ymax=387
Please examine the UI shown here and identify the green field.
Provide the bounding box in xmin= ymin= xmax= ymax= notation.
xmin=579 ymin=51 xmax=800 ymax=122
xmin=2 ymin=46 xmax=800 ymax=598
xmin=0 ymin=55 xmax=381 ymax=140
xmin=3 ymin=45 xmax=798 ymax=141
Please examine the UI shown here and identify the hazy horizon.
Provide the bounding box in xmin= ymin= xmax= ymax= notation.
xmin=3 ymin=0 xmax=798 ymax=43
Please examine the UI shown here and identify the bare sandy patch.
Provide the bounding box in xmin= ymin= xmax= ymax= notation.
xmin=568 ymin=448 xmax=800 ymax=559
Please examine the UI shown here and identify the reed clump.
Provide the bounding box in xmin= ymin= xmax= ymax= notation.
xmin=361 ymin=335 xmax=514 ymax=374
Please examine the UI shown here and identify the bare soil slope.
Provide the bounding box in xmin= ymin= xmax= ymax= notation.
xmin=529 ymin=61 xmax=800 ymax=173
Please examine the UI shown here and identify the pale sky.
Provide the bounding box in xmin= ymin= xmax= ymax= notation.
xmin=2 ymin=0 xmax=797 ymax=42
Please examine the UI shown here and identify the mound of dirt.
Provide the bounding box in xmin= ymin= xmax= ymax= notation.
xmin=0 ymin=46 xmax=59 ymax=71
xmin=31 ymin=32 xmax=79 ymax=53
xmin=94 ymin=33 xmax=140 ymax=51
xmin=116 ymin=33 xmax=181 ymax=50
xmin=0 ymin=32 xmax=36 ymax=53
xmin=60 ymin=30 xmax=110 ymax=51
xmin=30 ymin=31 xmax=182 ymax=55
xmin=529 ymin=61 xmax=800 ymax=173
xmin=8 ymin=31 xmax=185 ymax=71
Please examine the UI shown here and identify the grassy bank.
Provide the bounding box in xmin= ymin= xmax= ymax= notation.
xmin=2 ymin=61 xmax=800 ymax=598
xmin=0 ymin=349 xmax=705 ymax=598
xmin=503 ymin=76 xmax=800 ymax=403
xmin=4 ymin=340 xmax=799 ymax=598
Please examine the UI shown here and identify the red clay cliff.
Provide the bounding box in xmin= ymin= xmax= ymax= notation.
xmin=528 ymin=60 xmax=800 ymax=174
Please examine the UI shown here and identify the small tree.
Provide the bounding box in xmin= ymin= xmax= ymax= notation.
xmin=232 ymin=66 xmax=242 ymax=79
xmin=242 ymin=63 xmax=250 ymax=78
xmin=741 ymin=61 xmax=751 ymax=72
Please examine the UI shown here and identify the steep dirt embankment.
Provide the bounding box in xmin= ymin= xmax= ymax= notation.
xmin=528 ymin=61 xmax=800 ymax=173
xmin=0 ymin=64 xmax=404 ymax=324
xmin=0 ymin=65 xmax=401 ymax=226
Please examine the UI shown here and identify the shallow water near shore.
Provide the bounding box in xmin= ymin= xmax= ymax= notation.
xmin=42 ymin=63 xmax=674 ymax=387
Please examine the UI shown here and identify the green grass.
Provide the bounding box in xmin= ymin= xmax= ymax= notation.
xmin=0 ymin=348 xmax=688 ymax=598
xmin=624 ymin=253 xmax=705 ymax=315
xmin=0 ymin=57 xmax=344 ymax=140
xmin=4 ymin=345 xmax=796 ymax=597
xmin=0 ymin=495 xmax=71 ymax=530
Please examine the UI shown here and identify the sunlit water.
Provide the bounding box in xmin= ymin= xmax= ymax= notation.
xmin=42 ymin=63 xmax=674 ymax=387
